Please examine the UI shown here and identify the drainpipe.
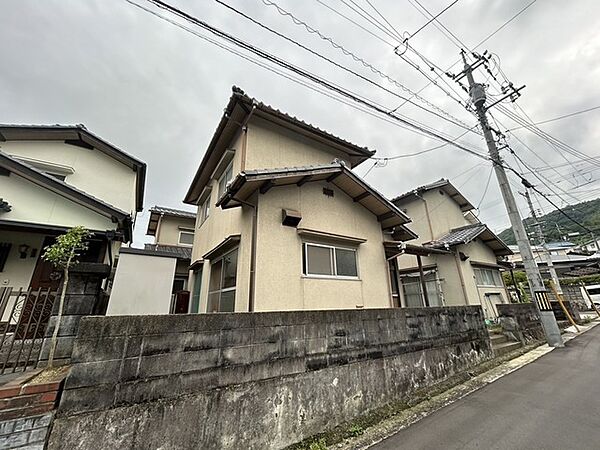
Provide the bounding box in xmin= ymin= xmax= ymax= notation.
xmin=416 ymin=254 xmax=430 ymax=307
xmin=233 ymin=196 xmax=257 ymax=312
xmin=415 ymin=192 xmax=434 ymax=241
xmin=453 ymin=248 xmax=470 ymax=305
xmin=239 ymin=103 xmax=257 ymax=171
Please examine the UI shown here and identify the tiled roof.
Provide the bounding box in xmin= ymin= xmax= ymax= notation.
xmin=149 ymin=206 xmax=196 ymax=219
xmin=392 ymin=178 xmax=475 ymax=212
xmin=143 ymin=243 xmax=192 ymax=260
xmin=184 ymin=86 xmax=375 ymax=204
xmin=429 ymin=224 xmax=487 ymax=247
xmin=425 ymin=223 xmax=512 ymax=256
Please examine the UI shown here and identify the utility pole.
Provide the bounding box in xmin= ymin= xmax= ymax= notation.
xmin=521 ymin=189 xmax=563 ymax=295
xmin=456 ymin=51 xmax=563 ymax=347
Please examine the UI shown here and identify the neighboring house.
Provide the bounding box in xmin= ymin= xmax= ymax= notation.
xmin=0 ymin=124 xmax=146 ymax=294
xmin=107 ymin=206 xmax=196 ymax=316
xmin=506 ymin=241 xmax=576 ymax=264
xmin=183 ymin=87 xmax=416 ymax=313
xmin=390 ymin=179 xmax=512 ymax=319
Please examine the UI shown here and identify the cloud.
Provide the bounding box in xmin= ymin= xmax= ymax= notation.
xmin=2 ymin=0 xmax=599 ymax=244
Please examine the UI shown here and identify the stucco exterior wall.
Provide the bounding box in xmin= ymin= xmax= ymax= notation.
xmin=254 ymin=181 xmax=391 ymax=311
xmin=107 ymin=253 xmax=176 ymax=315
xmin=396 ymin=190 xmax=469 ymax=242
xmin=245 ymin=117 xmax=352 ymax=171
xmin=0 ymin=231 xmax=44 ymax=289
xmin=155 ymin=215 xmax=195 ymax=247
xmin=0 ymin=172 xmax=116 ymax=231
xmin=1 ymin=140 xmax=138 ymax=215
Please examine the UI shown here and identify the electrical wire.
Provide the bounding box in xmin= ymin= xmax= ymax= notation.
xmin=214 ymin=0 xmax=476 ymax=133
xmin=127 ymin=0 xmax=490 ymax=163
xmin=260 ymin=0 xmax=475 ymax=130
xmin=506 ymin=104 xmax=600 ymax=130
xmin=476 ymin=165 xmax=494 ymax=209
xmin=406 ymin=0 xmax=460 ymax=42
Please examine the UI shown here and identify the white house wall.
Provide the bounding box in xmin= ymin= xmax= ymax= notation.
xmin=1 ymin=140 xmax=137 ymax=215
xmin=0 ymin=231 xmax=44 ymax=289
xmin=107 ymin=253 xmax=176 ymax=315
xmin=0 ymin=171 xmax=115 ymax=231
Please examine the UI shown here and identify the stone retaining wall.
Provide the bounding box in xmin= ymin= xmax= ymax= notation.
xmin=48 ymin=306 xmax=492 ymax=449
xmin=497 ymin=303 xmax=545 ymax=343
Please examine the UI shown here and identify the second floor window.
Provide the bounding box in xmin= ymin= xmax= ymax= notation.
xmin=200 ymin=196 xmax=210 ymax=225
xmin=218 ymin=162 xmax=233 ymax=199
xmin=178 ymin=230 xmax=194 ymax=246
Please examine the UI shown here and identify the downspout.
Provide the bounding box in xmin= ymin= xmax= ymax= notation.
xmin=415 ymin=191 xmax=434 ymax=241
xmin=239 ymin=103 xmax=257 ymax=171
xmin=453 ymin=248 xmax=470 ymax=305
xmin=233 ymin=196 xmax=257 ymax=312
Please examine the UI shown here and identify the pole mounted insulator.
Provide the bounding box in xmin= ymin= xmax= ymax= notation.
xmin=469 ymin=83 xmax=486 ymax=108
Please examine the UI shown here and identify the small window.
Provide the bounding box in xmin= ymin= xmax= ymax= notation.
xmin=302 ymin=243 xmax=358 ymax=278
xmin=178 ymin=230 xmax=194 ymax=246
xmin=218 ymin=162 xmax=233 ymax=199
xmin=199 ymin=195 xmax=210 ymax=225
xmin=474 ymin=267 xmax=503 ymax=287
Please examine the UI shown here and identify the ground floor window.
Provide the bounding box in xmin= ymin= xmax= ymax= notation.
xmin=400 ymin=270 xmax=443 ymax=307
xmin=207 ymin=248 xmax=238 ymax=312
xmin=190 ymin=268 xmax=202 ymax=314
xmin=474 ymin=267 xmax=503 ymax=287
xmin=302 ymin=242 xmax=358 ymax=278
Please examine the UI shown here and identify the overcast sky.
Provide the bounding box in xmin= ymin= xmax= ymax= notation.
xmin=2 ymin=0 xmax=599 ymax=245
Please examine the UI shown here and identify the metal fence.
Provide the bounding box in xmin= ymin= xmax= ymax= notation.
xmin=0 ymin=287 xmax=57 ymax=374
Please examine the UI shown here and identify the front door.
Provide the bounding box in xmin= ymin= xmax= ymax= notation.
xmin=29 ymin=237 xmax=62 ymax=291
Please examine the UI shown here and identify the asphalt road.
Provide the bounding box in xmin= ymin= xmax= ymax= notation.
xmin=372 ymin=325 xmax=600 ymax=450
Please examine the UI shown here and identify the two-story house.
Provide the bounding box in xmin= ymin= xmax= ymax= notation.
xmin=390 ymin=179 xmax=512 ymax=319
xmin=0 ymin=124 xmax=145 ymax=288
xmin=0 ymin=124 xmax=145 ymax=329
xmin=184 ymin=87 xmax=416 ymax=313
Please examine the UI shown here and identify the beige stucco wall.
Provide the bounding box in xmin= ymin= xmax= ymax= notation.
xmin=254 ymin=181 xmax=391 ymax=311
xmin=245 ymin=117 xmax=353 ymax=170
xmin=0 ymin=231 xmax=45 ymax=289
xmin=0 ymin=171 xmax=117 ymax=231
xmin=108 ymin=252 xmax=176 ymax=315
xmin=396 ymin=190 xmax=470 ymax=242
xmin=155 ymin=215 xmax=195 ymax=247
xmin=1 ymin=140 xmax=138 ymax=215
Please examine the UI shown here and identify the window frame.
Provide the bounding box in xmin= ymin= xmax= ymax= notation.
xmin=474 ymin=267 xmax=503 ymax=287
xmin=178 ymin=229 xmax=195 ymax=246
xmin=302 ymin=242 xmax=359 ymax=280
xmin=207 ymin=247 xmax=238 ymax=312
xmin=217 ymin=161 xmax=234 ymax=199
xmin=199 ymin=194 xmax=211 ymax=226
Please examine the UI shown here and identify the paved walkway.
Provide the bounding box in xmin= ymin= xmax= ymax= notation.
xmin=372 ymin=325 xmax=600 ymax=449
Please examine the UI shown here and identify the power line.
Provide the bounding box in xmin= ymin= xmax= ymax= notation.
xmin=476 ymin=165 xmax=494 ymax=209
xmin=214 ymin=0 xmax=476 ymax=132
xmin=506 ymin=104 xmax=600 ymax=130
xmin=260 ymin=0 xmax=475 ymax=129
xmin=407 ymin=0 xmax=460 ymax=42
xmin=128 ymin=0 xmax=490 ymax=162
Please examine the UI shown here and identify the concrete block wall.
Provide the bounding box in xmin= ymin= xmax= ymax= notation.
xmin=37 ymin=263 xmax=110 ymax=368
xmin=48 ymin=306 xmax=492 ymax=449
xmin=497 ymin=303 xmax=545 ymax=343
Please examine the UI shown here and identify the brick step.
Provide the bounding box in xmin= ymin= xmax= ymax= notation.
xmin=490 ymin=333 xmax=508 ymax=345
xmin=493 ymin=341 xmax=522 ymax=357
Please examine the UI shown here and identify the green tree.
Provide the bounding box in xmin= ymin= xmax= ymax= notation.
xmin=42 ymin=226 xmax=91 ymax=367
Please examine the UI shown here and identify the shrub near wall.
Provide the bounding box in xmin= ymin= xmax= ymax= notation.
xmin=48 ymin=307 xmax=492 ymax=450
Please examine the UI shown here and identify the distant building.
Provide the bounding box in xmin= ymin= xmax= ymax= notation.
xmin=107 ymin=206 xmax=196 ymax=315
xmin=389 ymin=179 xmax=512 ymax=319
